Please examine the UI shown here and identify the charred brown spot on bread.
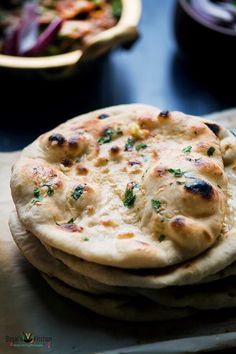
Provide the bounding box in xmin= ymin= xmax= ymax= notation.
xmin=192 ymin=125 xmax=206 ymax=136
xmin=184 ymin=179 xmax=214 ymax=199
xmin=195 ymin=160 xmax=224 ymax=177
xmin=118 ymin=232 xmax=134 ymax=239
xmin=138 ymin=116 xmax=156 ymax=129
xmin=110 ymin=146 xmax=120 ymax=154
xmin=48 ymin=133 xmax=65 ymax=146
xmin=205 ymin=122 xmax=220 ymax=136
xmin=171 ymin=217 xmax=185 ymax=229
xmin=159 ymin=110 xmax=169 ymax=118
xmin=129 ymin=160 xmax=142 ymax=166
xmin=94 ymin=156 xmax=109 ymax=167
xmin=60 ymin=224 xmax=84 ymax=232
xmin=101 ymin=219 xmax=118 ymax=227
xmin=98 ymin=113 xmax=109 ymax=120
xmin=224 ymin=143 xmax=233 ymax=152
xmin=76 ymin=164 xmax=89 ymax=175
xmin=68 ymin=135 xmax=79 ymax=148
xmin=62 ymin=158 xmax=73 ymax=167
xmin=151 ymin=150 xmax=159 ymax=159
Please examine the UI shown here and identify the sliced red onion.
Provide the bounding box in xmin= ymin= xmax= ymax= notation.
xmin=191 ymin=0 xmax=234 ymax=25
xmin=220 ymin=2 xmax=236 ymax=16
xmin=23 ymin=17 xmax=63 ymax=56
xmin=18 ymin=2 xmax=39 ymax=55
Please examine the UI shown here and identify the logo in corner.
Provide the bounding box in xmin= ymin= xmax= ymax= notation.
xmin=5 ymin=332 xmax=52 ymax=349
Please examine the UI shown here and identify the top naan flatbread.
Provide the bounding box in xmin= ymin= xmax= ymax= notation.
xmin=11 ymin=104 xmax=232 ymax=268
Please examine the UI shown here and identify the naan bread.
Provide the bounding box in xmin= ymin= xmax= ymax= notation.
xmin=9 ymin=211 xmax=236 ymax=313
xmin=11 ymin=105 xmax=229 ymax=268
xmin=42 ymin=274 xmax=195 ymax=322
xmin=9 ymin=210 xmax=130 ymax=296
xmin=138 ymin=276 xmax=236 ymax=310
xmin=43 ymin=227 xmax=236 ymax=289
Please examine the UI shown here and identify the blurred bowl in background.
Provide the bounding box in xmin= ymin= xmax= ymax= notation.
xmin=0 ymin=0 xmax=141 ymax=78
xmin=174 ymin=0 xmax=236 ymax=65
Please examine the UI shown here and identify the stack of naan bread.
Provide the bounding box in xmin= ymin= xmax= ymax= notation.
xmin=9 ymin=104 xmax=236 ymax=321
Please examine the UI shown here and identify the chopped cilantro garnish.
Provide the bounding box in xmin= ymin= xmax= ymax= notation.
xmin=110 ymin=0 xmax=122 ymax=18
xmin=159 ymin=234 xmax=166 ymax=242
xmin=207 ymin=146 xmax=215 ymax=156
xmin=43 ymin=184 xmax=54 ymax=197
xmin=123 ymin=184 xmax=137 ymax=208
xmin=72 ymin=185 xmax=85 ymax=200
xmin=84 ymin=237 xmax=90 ymax=241
xmin=136 ymin=143 xmax=147 ymax=151
xmin=160 ymin=216 xmax=169 ymax=223
xmin=33 ymin=183 xmax=55 ymax=203
xmin=67 ymin=218 xmax=75 ymax=224
xmin=182 ymin=146 xmax=192 ymax=154
xmin=151 ymin=199 xmax=161 ymax=213
xmin=167 ymin=168 xmax=185 ymax=177
xmin=97 ymin=128 xmax=114 ymax=145
xmin=97 ymin=128 xmax=123 ymax=145
xmin=33 ymin=188 xmax=43 ymax=202
xmin=124 ymin=137 xmax=135 ymax=151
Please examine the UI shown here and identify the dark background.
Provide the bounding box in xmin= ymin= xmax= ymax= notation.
xmin=0 ymin=0 xmax=235 ymax=151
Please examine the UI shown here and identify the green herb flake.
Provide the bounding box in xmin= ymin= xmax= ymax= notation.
xmin=97 ymin=128 xmax=123 ymax=145
xmin=123 ymin=185 xmax=136 ymax=208
xmin=159 ymin=234 xmax=166 ymax=242
xmin=207 ymin=146 xmax=215 ymax=156
xmin=182 ymin=146 xmax=192 ymax=154
xmin=160 ymin=216 xmax=169 ymax=223
xmin=111 ymin=0 xmax=122 ymax=18
xmin=124 ymin=137 xmax=135 ymax=151
xmin=97 ymin=128 xmax=114 ymax=145
xmin=43 ymin=184 xmax=54 ymax=197
xmin=33 ymin=188 xmax=43 ymax=202
xmin=72 ymin=185 xmax=85 ymax=200
xmin=167 ymin=168 xmax=185 ymax=177
xmin=136 ymin=143 xmax=147 ymax=151
xmin=217 ymin=184 xmax=222 ymax=189
xmin=84 ymin=237 xmax=90 ymax=241
xmin=90 ymin=0 xmax=102 ymax=5
xmin=151 ymin=199 xmax=161 ymax=213
xmin=67 ymin=218 xmax=75 ymax=224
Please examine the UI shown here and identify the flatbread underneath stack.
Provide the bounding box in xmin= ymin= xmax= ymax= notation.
xmin=10 ymin=211 xmax=195 ymax=321
xmin=9 ymin=211 xmax=236 ymax=319
xmin=9 ymin=104 xmax=236 ymax=321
